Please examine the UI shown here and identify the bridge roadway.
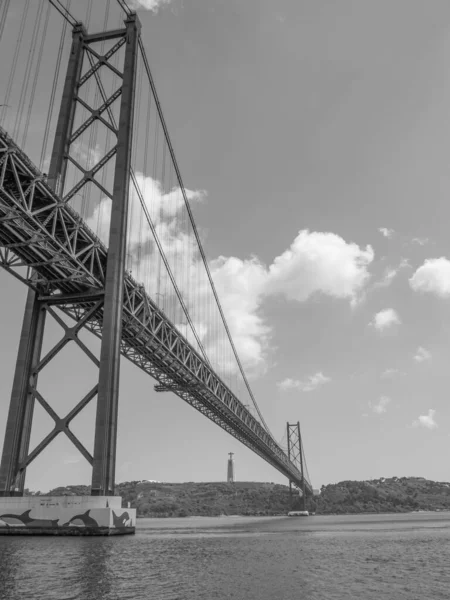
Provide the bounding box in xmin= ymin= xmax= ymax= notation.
xmin=0 ymin=127 xmax=312 ymax=493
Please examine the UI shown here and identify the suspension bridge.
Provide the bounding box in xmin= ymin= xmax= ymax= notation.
xmin=0 ymin=0 xmax=312 ymax=534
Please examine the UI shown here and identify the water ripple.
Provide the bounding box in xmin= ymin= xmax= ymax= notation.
xmin=0 ymin=513 xmax=449 ymax=599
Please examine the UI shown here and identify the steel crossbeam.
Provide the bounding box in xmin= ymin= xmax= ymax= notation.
xmin=16 ymin=300 xmax=101 ymax=472
xmin=58 ymin=31 xmax=126 ymax=206
xmin=0 ymin=126 xmax=311 ymax=492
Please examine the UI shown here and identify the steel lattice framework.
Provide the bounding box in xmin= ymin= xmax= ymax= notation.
xmin=287 ymin=422 xmax=308 ymax=498
xmin=0 ymin=126 xmax=312 ymax=493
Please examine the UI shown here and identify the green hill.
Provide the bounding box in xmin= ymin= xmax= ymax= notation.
xmin=317 ymin=477 xmax=450 ymax=514
xmin=26 ymin=476 xmax=450 ymax=516
xmin=30 ymin=481 xmax=301 ymax=517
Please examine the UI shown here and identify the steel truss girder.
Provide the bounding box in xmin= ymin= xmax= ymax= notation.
xmin=0 ymin=129 xmax=312 ymax=493
xmin=0 ymin=129 xmax=105 ymax=292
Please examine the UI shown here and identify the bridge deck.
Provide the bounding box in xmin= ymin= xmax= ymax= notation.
xmin=0 ymin=127 xmax=311 ymax=493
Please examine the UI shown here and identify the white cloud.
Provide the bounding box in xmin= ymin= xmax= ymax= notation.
xmin=378 ymin=267 xmax=398 ymax=287
xmin=414 ymin=346 xmax=432 ymax=363
xmin=413 ymin=409 xmax=437 ymax=430
xmin=128 ymin=0 xmax=172 ymax=11
xmin=176 ymin=321 xmax=208 ymax=345
xmin=70 ymin=141 xmax=102 ymax=170
xmin=88 ymin=175 xmax=269 ymax=373
xmin=378 ymin=227 xmax=394 ymax=238
xmin=278 ymin=372 xmax=331 ymax=392
xmin=208 ymin=231 xmax=373 ymax=371
xmin=411 ymin=237 xmax=429 ymax=246
xmin=370 ymin=308 xmax=401 ymax=332
xmin=369 ymin=395 xmax=391 ymax=414
xmin=89 ymin=173 xmax=206 ymax=249
xmin=88 ymin=178 xmax=374 ymax=374
xmin=208 ymin=256 xmax=270 ymax=372
xmin=267 ymin=230 xmax=374 ymax=305
xmin=409 ymin=257 xmax=450 ymax=297
xmin=381 ymin=368 xmax=399 ymax=379
xmin=374 ymin=259 xmax=409 ymax=288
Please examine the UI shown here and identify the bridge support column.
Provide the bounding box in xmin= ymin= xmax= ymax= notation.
xmin=91 ymin=13 xmax=141 ymax=496
xmin=287 ymin=421 xmax=307 ymax=511
xmin=0 ymin=291 xmax=46 ymax=496
xmin=0 ymin=13 xmax=140 ymax=532
xmin=0 ymin=20 xmax=87 ymax=497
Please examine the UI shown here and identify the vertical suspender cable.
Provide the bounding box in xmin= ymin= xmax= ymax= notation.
xmin=22 ymin=2 xmax=51 ymax=148
xmin=85 ymin=0 xmax=93 ymax=30
xmin=138 ymin=40 xmax=274 ymax=438
xmin=13 ymin=0 xmax=44 ymax=141
xmin=139 ymin=80 xmax=151 ymax=282
xmin=300 ymin=434 xmax=311 ymax=487
xmin=1 ymin=0 xmax=30 ymax=127
xmin=0 ymin=0 xmax=11 ymax=43
xmin=40 ymin=1 xmax=71 ymax=170
xmin=98 ymin=0 xmax=112 ymax=238
xmin=130 ymin=172 xmax=212 ymax=367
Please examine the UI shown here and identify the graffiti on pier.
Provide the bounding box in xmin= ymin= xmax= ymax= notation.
xmin=62 ymin=510 xmax=100 ymax=528
xmin=0 ymin=507 xmax=134 ymax=531
xmin=0 ymin=510 xmax=59 ymax=528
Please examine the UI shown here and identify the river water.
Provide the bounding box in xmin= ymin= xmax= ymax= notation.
xmin=0 ymin=512 xmax=449 ymax=599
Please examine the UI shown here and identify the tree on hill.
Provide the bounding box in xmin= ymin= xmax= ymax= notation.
xmin=31 ymin=477 xmax=450 ymax=516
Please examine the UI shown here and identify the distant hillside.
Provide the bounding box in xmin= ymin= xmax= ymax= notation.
xmin=31 ymin=481 xmax=301 ymax=517
xmin=27 ymin=477 xmax=450 ymax=516
xmin=317 ymin=477 xmax=450 ymax=514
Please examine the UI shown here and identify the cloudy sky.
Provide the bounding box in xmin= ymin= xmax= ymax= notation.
xmin=2 ymin=0 xmax=450 ymax=491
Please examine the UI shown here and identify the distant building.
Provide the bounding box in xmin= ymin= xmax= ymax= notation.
xmin=227 ymin=453 xmax=235 ymax=483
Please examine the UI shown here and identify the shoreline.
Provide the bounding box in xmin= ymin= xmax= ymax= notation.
xmin=136 ymin=508 xmax=450 ymax=519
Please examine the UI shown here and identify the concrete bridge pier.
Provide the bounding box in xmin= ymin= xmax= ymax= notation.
xmin=0 ymin=496 xmax=135 ymax=535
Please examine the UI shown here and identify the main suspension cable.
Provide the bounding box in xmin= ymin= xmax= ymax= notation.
xmin=300 ymin=434 xmax=312 ymax=487
xmin=138 ymin=39 xmax=274 ymax=438
xmin=130 ymin=171 xmax=213 ymax=368
xmin=115 ymin=0 xmax=132 ymax=16
xmin=47 ymin=0 xmax=77 ymax=26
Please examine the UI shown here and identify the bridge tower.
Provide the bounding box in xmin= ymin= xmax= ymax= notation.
xmin=227 ymin=452 xmax=235 ymax=483
xmin=0 ymin=12 xmax=141 ymax=534
xmin=286 ymin=422 xmax=306 ymax=509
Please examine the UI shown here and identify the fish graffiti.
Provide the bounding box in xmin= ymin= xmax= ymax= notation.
xmin=112 ymin=510 xmax=132 ymax=528
xmin=62 ymin=510 xmax=99 ymax=528
xmin=0 ymin=508 xmax=133 ymax=529
xmin=0 ymin=509 xmax=59 ymax=528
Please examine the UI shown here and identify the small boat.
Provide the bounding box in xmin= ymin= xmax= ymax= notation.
xmin=287 ymin=511 xmax=309 ymax=517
